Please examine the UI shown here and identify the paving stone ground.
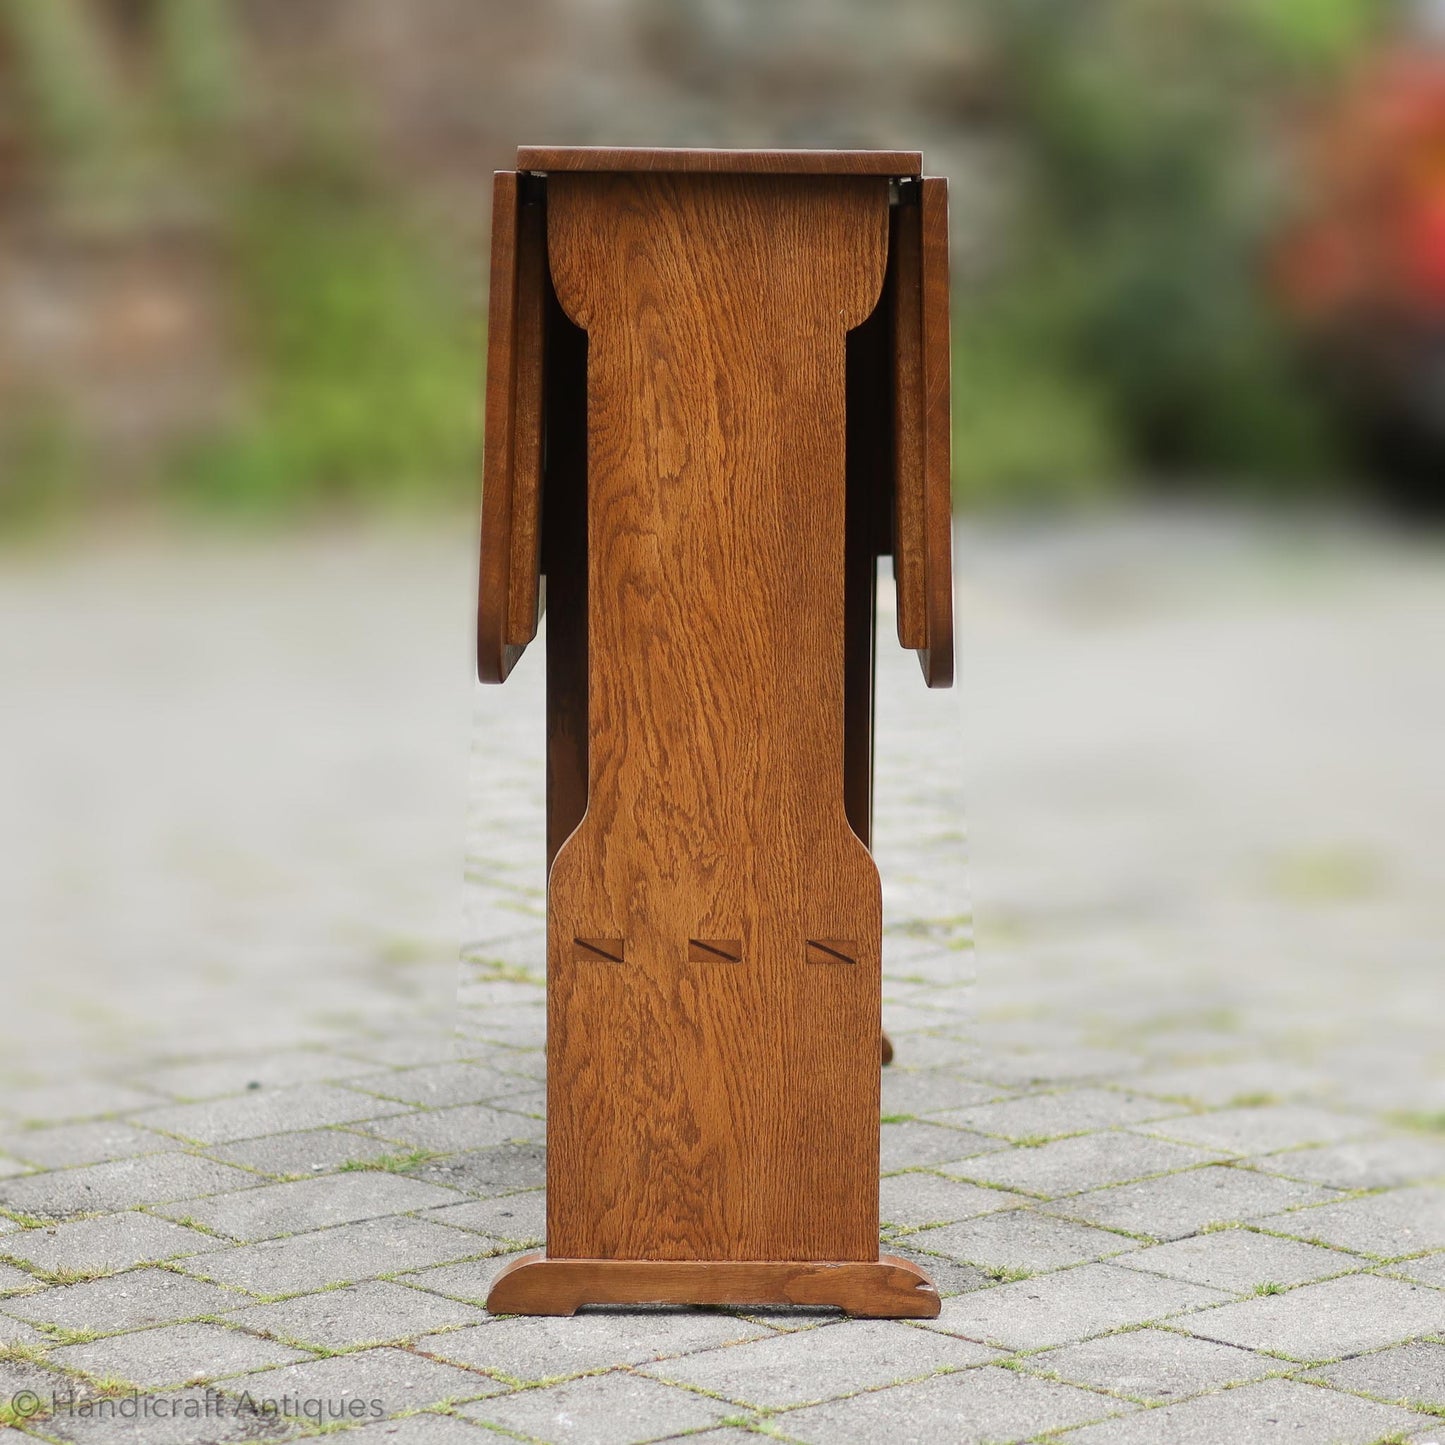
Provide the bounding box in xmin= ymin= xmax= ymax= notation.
xmin=2 ymin=516 xmax=1442 ymax=1443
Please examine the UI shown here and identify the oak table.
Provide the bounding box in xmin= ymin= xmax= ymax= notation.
xmin=477 ymin=146 xmax=954 ymax=1318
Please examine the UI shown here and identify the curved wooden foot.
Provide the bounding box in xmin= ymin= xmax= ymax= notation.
xmin=487 ymin=1252 xmax=940 ymax=1318
xmin=881 ymin=1031 xmax=894 ymax=1066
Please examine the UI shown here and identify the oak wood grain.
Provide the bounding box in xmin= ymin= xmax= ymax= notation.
xmin=543 ymin=170 xmax=891 ymax=1264
xmin=519 ymin=145 xmax=921 ymax=176
xmin=487 ymin=1252 xmax=941 ymax=1318
xmin=478 ymin=171 xmax=546 ymax=681
xmin=888 ymin=180 xmax=954 ymax=685
xmin=477 ymin=170 xmax=520 ymax=684
xmin=891 ymin=198 xmax=928 ymax=653
xmin=919 ymin=176 xmax=955 ymax=688
xmin=505 ymin=191 xmax=546 ymax=647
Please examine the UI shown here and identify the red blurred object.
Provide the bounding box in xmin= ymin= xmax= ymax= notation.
xmin=1277 ymin=50 xmax=1445 ymax=323
xmin=1275 ymin=43 xmax=1445 ymax=507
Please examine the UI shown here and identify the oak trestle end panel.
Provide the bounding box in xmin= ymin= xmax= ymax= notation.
xmin=543 ymin=171 xmax=888 ymax=1263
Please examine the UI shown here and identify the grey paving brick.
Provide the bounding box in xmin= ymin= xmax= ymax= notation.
xmin=1182 ymin=1273 xmax=1445 ymax=1361
xmin=0 ymin=1153 xmax=258 ymax=1217
xmin=155 ymin=1172 xmax=463 ymax=1242
xmin=3 ymin=1083 xmax=167 ymax=1126
xmin=0 ymin=1312 xmax=45 ymax=1345
xmin=1254 ymin=1186 xmax=1445 ymax=1258
xmin=943 ymin=1132 xmax=1216 ymax=1198
xmin=719 ymin=1304 xmax=849 ymax=1333
xmin=882 ymin=931 xmax=965 ymax=971
xmin=333 ymin=1035 xmax=460 ymax=1070
xmin=393 ymin=1253 xmax=528 ymax=1306
xmin=881 ymin=1121 xmax=1004 ymax=1172
xmin=205 ymin=1128 xmax=405 ymax=1179
xmin=1025 ymin=1327 xmax=1274 ymax=1402
xmin=642 ymin=1318 xmax=999 ymax=1408
xmin=461 ymin=1371 xmax=730 ymax=1445
xmin=887 ymin=1034 xmax=975 ymax=1070
xmin=1390 ymin=1251 xmax=1445 ymax=1288
xmin=357 ymin=1104 xmax=543 ymax=1154
xmin=1136 ymin=1105 xmax=1372 ymax=1156
xmin=135 ymin=1051 xmax=373 ymax=1099
xmin=347 ymin=1064 xmax=535 ymax=1109
xmin=0 ymin=1154 xmax=29 ymax=1179
xmin=885 ymin=1002 xmax=968 ymax=1035
xmin=475 ymin=1047 xmax=546 ymax=1083
xmin=1254 ymin=1137 xmax=1445 ymax=1190
xmin=185 ymin=1217 xmax=497 ymax=1295
xmin=1054 ymin=1375 xmax=1434 ymax=1444
xmin=403 ymin=1142 xmax=546 ymax=1197
xmin=910 ymin=1207 xmax=1139 ymax=1273
xmin=1117 ymin=1226 xmax=1363 ymax=1291
xmin=0 ymin=1357 xmax=63 ymax=1406
xmin=1126 ymin=1062 xmax=1330 ymax=1110
xmin=489 ymin=1086 xmax=546 ymax=1119
xmin=668 ymin=1432 xmax=760 ymax=1445
xmin=303 ymin=1416 xmax=494 ymax=1445
xmin=968 ymin=1047 xmax=1143 ymax=1088
xmin=917 ymin=1262 xmax=1231 ymax=1351
xmin=229 ymin=1347 xmax=500 ymax=1411
xmin=460 ymin=978 xmax=546 ymax=1007
xmin=423 ymin=1310 xmax=774 ymax=1383
xmin=934 ymin=1088 xmax=1187 ymax=1141
xmin=422 ymin=1192 xmax=545 ymax=1244
xmin=6 ymin=1267 xmax=247 ymax=1332
xmin=901 ymin=984 xmax=977 ymax=1015
xmin=781 ymin=1363 xmax=1130 ymax=1445
xmin=2 ymin=1212 xmax=217 ymax=1273
xmin=1311 ymin=1340 xmax=1445 ymax=1408
xmin=880 ymin=1071 xmax=1003 ymax=1117
xmin=968 ymin=1020 xmax=1099 ymax=1055
xmin=0 ymin=1260 xmax=39 ymax=1292
xmin=230 ymin=1280 xmax=488 ymax=1349
xmin=456 ymin=1009 xmax=545 ymax=1051
xmin=136 ymin=1085 xmax=411 ymax=1147
xmin=1049 ymin=1166 xmax=1339 ymax=1240
xmin=51 ymin=1321 xmax=309 ymax=1387
xmin=0 ymin=1122 xmax=182 ymax=1170
xmin=880 ymin=1173 xmax=1029 ymax=1230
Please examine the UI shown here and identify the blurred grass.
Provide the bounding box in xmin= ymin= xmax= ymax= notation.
xmin=952 ymin=0 xmax=1384 ymax=507
xmin=0 ymin=0 xmax=481 ymax=527
xmin=170 ymin=176 xmax=481 ymax=518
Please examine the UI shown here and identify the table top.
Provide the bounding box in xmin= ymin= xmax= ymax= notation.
xmin=516 ymin=146 xmax=923 ymax=176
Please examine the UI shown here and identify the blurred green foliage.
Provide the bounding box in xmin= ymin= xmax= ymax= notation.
xmin=956 ymin=0 xmax=1386 ymax=504
xmin=2 ymin=0 xmax=116 ymax=166
xmin=174 ymin=175 xmax=480 ymax=516
xmin=153 ymin=0 xmax=239 ymax=133
xmin=0 ymin=406 xmax=86 ymax=533
xmin=2 ymin=0 xmax=480 ymax=522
